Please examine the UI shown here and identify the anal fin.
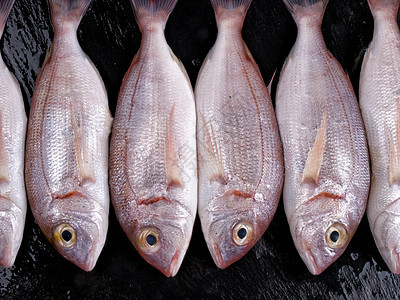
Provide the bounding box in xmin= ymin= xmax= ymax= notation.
xmin=301 ymin=107 xmax=328 ymax=186
xmin=70 ymin=103 xmax=95 ymax=185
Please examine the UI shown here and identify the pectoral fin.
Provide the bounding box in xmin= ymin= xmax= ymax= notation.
xmin=166 ymin=105 xmax=183 ymax=190
xmin=301 ymin=107 xmax=328 ymax=186
xmin=389 ymin=101 xmax=400 ymax=186
xmin=70 ymin=103 xmax=95 ymax=185
xmin=199 ymin=113 xmax=225 ymax=184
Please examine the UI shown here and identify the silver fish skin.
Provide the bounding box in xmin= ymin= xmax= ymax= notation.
xmin=0 ymin=0 xmax=27 ymax=269
xmin=25 ymin=0 xmax=112 ymax=272
xmin=360 ymin=0 xmax=400 ymax=274
xmin=277 ymin=0 xmax=370 ymax=275
xmin=109 ymin=0 xmax=197 ymax=277
xmin=195 ymin=0 xmax=284 ymax=269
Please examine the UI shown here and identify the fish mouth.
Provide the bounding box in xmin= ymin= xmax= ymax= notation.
xmin=388 ymin=248 xmax=400 ymax=274
xmin=0 ymin=199 xmax=24 ymax=268
xmin=212 ymin=243 xmax=226 ymax=269
xmin=80 ymin=253 xmax=97 ymax=272
xmin=72 ymin=245 xmax=98 ymax=272
xmin=162 ymin=250 xmax=181 ymax=277
xmin=304 ymin=250 xmax=322 ymax=275
xmin=56 ymin=237 xmax=101 ymax=272
xmin=0 ymin=245 xmax=15 ymax=269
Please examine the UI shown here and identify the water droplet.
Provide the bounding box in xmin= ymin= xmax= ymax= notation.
xmin=350 ymin=252 xmax=359 ymax=261
xmin=191 ymin=58 xmax=201 ymax=66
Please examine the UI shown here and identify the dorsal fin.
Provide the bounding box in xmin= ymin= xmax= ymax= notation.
xmin=199 ymin=113 xmax=226 ymax=184
xmin=0 ymin=113 xmax=9 ymax=184
xmin=301 ymin=107 xmax=328 ymax=185
xmin=165 ymin=104 xmax=183 ymax=190
xmin=170 ymin=49 xmax=192 ymax=87
xmin=70 ymin=103 xmax=95 ymax=185
xmin=389 ymin=100 xmax=400 ymax=186
xmin=267 ymin=70 xmax=276 ymax=95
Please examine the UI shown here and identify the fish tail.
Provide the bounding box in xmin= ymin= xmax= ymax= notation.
xmin=282 ymin=0 xmax=328 ymax=25
xmin=0 ymin=0 xmax=15 ymax=35
xmin=367 ymin=0 xmax=400 ymax=15
xmin=48 ymin=0 xmax=91 ymax=26
xmin=211 ymin=0 xmax=252 ymax=28
xmin=131 ymin=0 xmax=178 ymax=31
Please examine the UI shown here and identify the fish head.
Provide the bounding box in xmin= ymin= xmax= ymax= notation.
xmin=371 ymin=198 xmax=400 ymax=274
xmin=290 ymin=192 xmax=355 ymax=275
xmin=202 ymin=191 xmax=272 ymax=269
xmin=127 ymin=200 xmax=194 ymax=277
xmin=43 ymin=191 xmax=108 ymax=272
xmin=0 ymin=197 xmax=24 ymax=268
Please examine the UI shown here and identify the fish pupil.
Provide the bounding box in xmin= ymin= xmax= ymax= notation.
xmin=238 ymin=228 xmax=247 ymax=239
xmin=62 ymin=230 xmax=72 ymax=242
xmin=330 ymin=231 xmax=340 ymax=243
xmin=146 ymin=234 xmax=157 ymax=246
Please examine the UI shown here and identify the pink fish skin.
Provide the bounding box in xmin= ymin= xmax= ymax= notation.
xmin=195 ymin=0 xmax=284 ymax=269
xmin=109 ymin=0 xmax=197 ymax=277
xmin=360 ymin=0 xmax=400 ymax=274
xmin=25 ymin=0 xmax=112 ymax=271
xmin=277 ymin=0 xmax=370 ymax=275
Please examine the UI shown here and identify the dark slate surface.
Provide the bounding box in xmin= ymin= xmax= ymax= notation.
xmin=0 ymin=0 xmax=399 ymax=299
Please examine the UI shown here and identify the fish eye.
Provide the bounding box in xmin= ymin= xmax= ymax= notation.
xmin=139 ymin=228 xmax=160 ymax=252
xmin=53 ymin=224 xmax=76 ymax=248
xmin=232 ymin=222 xmax=254 ymax=246
xmin=325 ymin=223 xmax=348 ymax=249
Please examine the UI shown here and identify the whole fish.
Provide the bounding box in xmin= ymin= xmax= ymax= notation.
xmin=276 ymin=0 xmax=370 ymax=274
xmin=195 ymin=0 xmax=284 ymax=269
xmin=0 ymin=0 xmax=27 ymax=268
xmin=109 ymin=0 xmax=197 ymax=277
xmin=360 ymin=0 xmax=400 ymax=274
xmin=25 ymin=0 xmax=112 ymax=271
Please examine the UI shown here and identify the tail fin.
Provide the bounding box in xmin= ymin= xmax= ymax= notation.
xmin=131 ymin=0 xmax=178 ymax=31
xmin=48 ymin=0 xmax=91 ymax=28
xmin=211 ymin=0 xmax=252 ymax=28
xmin=282 ymin=0 xmax=328 ymax=26
xmin=0 ymin=0 xmax=15 ymax=35
xmin=367 ymin=0 xmax=400 ymax=15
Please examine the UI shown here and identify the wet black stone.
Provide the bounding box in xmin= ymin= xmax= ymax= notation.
xmin=1 ymin=0 xmax=399 ymax=299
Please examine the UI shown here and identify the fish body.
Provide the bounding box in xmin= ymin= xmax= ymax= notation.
xmin=109 ymin=0 xmax=197 ymax=277
xmin=195 ymin=0 xmax=284 ymax=269
xmin=276 ymin=0 xmax=370 ymax=274
xmin=25 ymin=0 xmax=112 ymax=271
xmin=360 ymin=0 xmax=400 ymax=274
xmin=0 ymin=0 xmax=27 ymax=268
